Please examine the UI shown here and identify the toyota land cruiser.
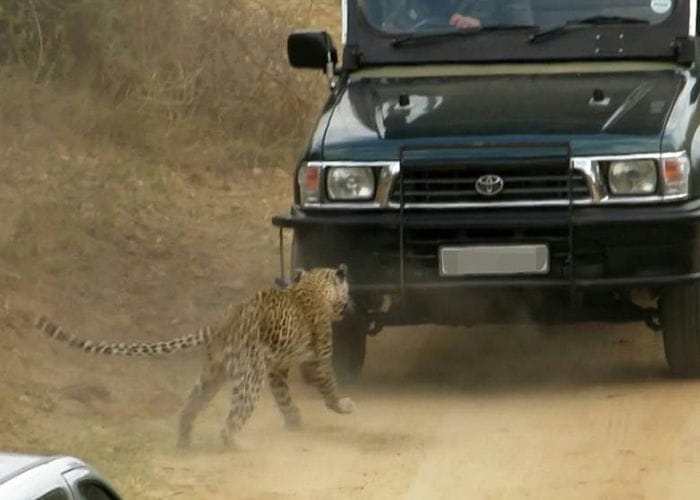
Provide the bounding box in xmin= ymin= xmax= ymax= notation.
xmin=273 ymin=0 xmax=700 ymax=381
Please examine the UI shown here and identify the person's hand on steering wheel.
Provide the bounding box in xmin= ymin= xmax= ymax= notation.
xmin=449 ymin=13 xmax=481 ymax=29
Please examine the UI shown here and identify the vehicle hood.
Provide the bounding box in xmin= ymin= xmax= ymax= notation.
xmin=321 ymin=67 xmax=685 ymax=160
xmin=0 ymin=453 xmax=49 ymax=484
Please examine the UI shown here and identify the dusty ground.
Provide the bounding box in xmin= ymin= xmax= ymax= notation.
xmin=2 ymin=139 xmax=700 ymax=499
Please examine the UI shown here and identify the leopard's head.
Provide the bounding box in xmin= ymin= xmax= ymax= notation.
xmin=293 ymin=264 xmax=351 ymax=320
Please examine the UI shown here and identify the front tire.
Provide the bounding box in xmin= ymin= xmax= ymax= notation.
xmin=332 ymin=315 xmax=368 ymax=384
xmin=660 ymin=282 xmax=700 ymax=377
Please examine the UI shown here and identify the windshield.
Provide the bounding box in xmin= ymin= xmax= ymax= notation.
xmin=360 ymin=0 xmax=677 ymax=34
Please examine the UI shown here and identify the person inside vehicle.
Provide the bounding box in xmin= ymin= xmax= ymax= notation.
xmin=447 ymin=0 xmax=534 ymax=28
xmin=382 ymin=0 xmax=534 ymax=30
xmin=368 ymin=0 xmax=534 ymax=33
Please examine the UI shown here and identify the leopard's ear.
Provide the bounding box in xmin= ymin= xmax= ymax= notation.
xmin=336 ymin=263 xmax=348 ymax=281
xmin=292 ymin=268 xmax=306 ymax=283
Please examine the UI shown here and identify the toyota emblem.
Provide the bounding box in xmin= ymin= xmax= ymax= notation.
xmin=475 ymin=174 xmax=504 ymax=196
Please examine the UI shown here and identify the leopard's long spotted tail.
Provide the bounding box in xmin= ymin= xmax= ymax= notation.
xmin=34 ymin=315 xmax=216 ymax=356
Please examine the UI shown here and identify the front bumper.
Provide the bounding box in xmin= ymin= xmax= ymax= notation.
xmin=272 ymin=199 xmax=700 ymax=291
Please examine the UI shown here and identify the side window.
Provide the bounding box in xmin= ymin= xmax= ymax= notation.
xmin=37 ymin=488 xmax=71 ymax=500
xmin=78 ymin=481 xmax=120 ymax=500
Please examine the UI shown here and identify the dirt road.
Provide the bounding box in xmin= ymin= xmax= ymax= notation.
xmin=3 ymin=155 xmax=700 ymax=498
xmin=112 ymin=322 xmax=700 ymax=499
xmin=3 ymin=297 xmax=700 ymax=498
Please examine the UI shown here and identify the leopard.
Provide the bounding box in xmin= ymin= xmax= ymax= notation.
xmin=34 ymin=264 xmax=355 ymax=450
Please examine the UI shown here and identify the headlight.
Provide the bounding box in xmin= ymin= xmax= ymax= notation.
xmin=607 ymin=160 xmax=657 ymax=195
xmin=326 ymin=167 xmax=375 ymax=201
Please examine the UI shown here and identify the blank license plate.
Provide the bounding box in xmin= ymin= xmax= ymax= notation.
xmin=439 ymin=244 xmax=549 ymax=277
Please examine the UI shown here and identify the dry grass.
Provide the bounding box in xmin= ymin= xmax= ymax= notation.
xmin=0 ymin=1 xmax=341 ymax=495
xmin=0 ymin=0 xmax=340 ymax=168
xmin=0 ymin=0 xmax=339 ymax=314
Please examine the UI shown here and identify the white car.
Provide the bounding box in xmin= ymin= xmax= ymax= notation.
xmin=0 ymin=453 xmax=122 ymax=500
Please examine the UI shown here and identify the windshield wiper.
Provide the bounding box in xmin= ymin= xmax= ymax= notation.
xmin=392 ymin=25 xmax=535 ymax=48
xmin=528 ymin=16 xmax=650 ymax=44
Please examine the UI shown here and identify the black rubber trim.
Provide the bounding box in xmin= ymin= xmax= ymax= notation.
xmin=272 ymin=199 xmax=700 ymax=229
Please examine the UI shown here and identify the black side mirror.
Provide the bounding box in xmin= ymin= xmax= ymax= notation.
xmin=287 ymin=30 xmax=338 ymax=70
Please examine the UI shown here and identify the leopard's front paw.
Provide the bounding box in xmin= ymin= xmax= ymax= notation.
xmin=221 ymin=430 xmax=250 ymax=452
xmin=327 ymin=396 xmax=356 ymax=414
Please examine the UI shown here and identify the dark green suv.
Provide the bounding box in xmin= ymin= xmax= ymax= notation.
xmin=273 ymin=0 xmax=700 ymax=380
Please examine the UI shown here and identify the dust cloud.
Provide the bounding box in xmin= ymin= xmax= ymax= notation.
xmin=141 ymin=319 xmax=700 ymax=499
xmin=5 ymin=274 xmax=700 ymax=499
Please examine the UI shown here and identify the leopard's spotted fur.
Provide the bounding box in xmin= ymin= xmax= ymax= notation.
xmin=34 ymin=265 xmax=354 ymax=449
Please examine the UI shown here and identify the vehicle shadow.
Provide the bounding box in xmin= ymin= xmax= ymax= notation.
xmin=357 ymin=322 xmax=678 ymax=395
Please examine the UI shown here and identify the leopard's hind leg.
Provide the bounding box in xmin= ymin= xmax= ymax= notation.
xmin=177 ymin=362 xmax=226 ymax=449
xmin=220 ymin=348 xmax=265 ymax=449
xmin=268 ymin=365 xmax=302 ymax=430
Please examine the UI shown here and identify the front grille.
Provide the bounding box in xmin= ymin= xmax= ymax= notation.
xmin=390 ymin=158 xmax=590 ymax=206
